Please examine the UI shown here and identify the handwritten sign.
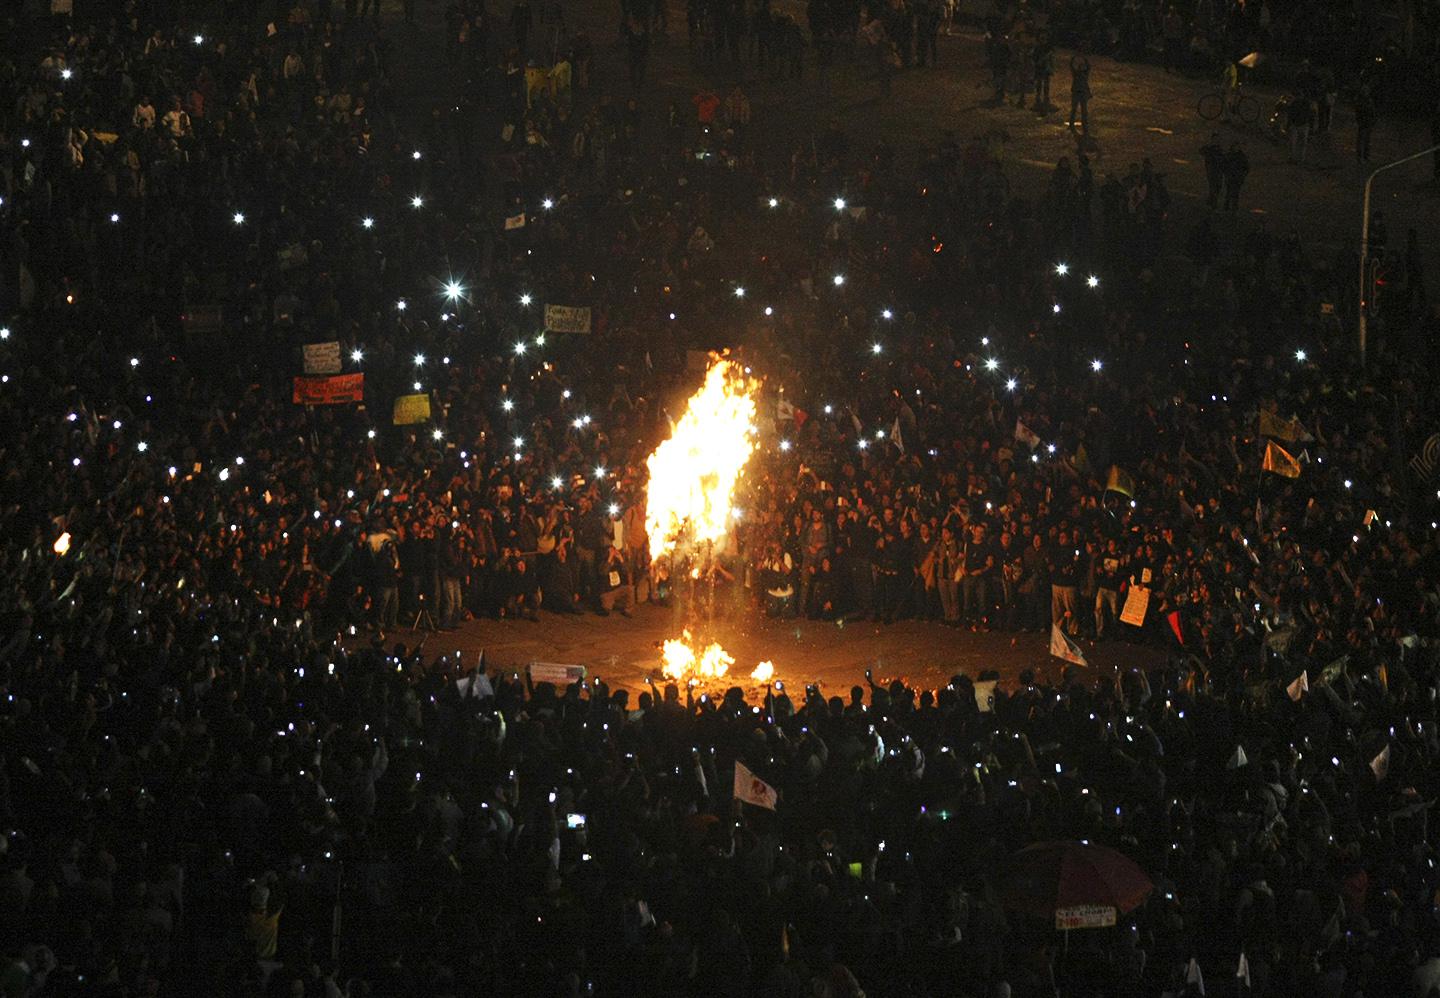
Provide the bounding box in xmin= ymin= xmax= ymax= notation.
xmin=543 ymin=304 xmax=592 ymax=334
xmin=1055 ymin=905 xmax=1116 ymax=930
xmin=1120 ymin=585 xmax=1150 ymax=628
xmin=391 ymin=393 xmax=432 ymax=426
xmin=302 ymin=341 xmax=342 ymax=374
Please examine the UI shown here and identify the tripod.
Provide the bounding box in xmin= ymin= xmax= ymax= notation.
xmin=410 ymin=594 xmax=438 ymax=632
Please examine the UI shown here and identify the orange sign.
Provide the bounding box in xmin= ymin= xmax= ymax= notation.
xmin=292 ymin=373 xmax=364 ymax=405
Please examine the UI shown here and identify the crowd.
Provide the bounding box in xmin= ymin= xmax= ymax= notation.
xmin=1 ymin=0 xmax=1439 ymax=995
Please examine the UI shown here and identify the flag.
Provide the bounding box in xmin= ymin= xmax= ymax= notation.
xmin=1185 ymin=956 xmax=1206 ymax=996
xmin=1014 ymin=419 xmax=1041 ymax=449
xmin=1228 ymin=745 xmax=1248 ymax=770
xmin=1371 ymin=744 xmax=1391 ymax=781
xmin=1376 ymin=662 xmax=1389 ymax=693
xmin=777 ymin=399 xmax=795 ymax=423
xmin=1049 ymin=624 xmax=1087 ymax=666
xmin=1286 ymin=670 xmax=1308 ymax=702
xmin=734 ymin=760 xmax=778 ymax=810
xmin=1237 ymin=952 xmax=1251 ymax=989
xmin=1254 ymin=497 xmax=1263 ymax=529
xmin=1166 ymin=610 xmax=1185 ymax=645
xmin=891 ymin=415 xmax=904 ymax=454
xmin=1104 ymin=465 xmax=1135 ymax=498
xmin=1261 ymin=441 xmax=1301 ymax=478
xmin=850 ymin=410 xmax=863 ymax=438
xmin=1258 ymin=410 xmax=1310 ymax=442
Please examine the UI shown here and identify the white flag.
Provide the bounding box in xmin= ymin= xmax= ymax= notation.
xmin=1015 ymin=419 xmax=1041 ymax=449
xmin=1371 ymin=744 xmax=1391 ymax=781
xmin=1227 ymin=745 xmax=1248 ymax=770
xmin=734 ymin=760 xmax=777 ymax=810
xmin=1049 ymin=624 xmax=1087 ymax=666
xmin=1236 ymin=952 xmax=1251 ymax=988
xmin=891 ymin=415 xmax=904 ymax=454
xmin=1286 ymin=670 xmax=1308 ymax=702
xmin=1185 ymin=956 xmax=1206 ymax=995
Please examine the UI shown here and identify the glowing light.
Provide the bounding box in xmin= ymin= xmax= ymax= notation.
xmin=1046 ymin=443 xmax=1057 ymax=454
xmin=413 ymin=353 xmax=425 ymax=366
xmin=0 ymin=328 xmax=9 ymax=339
xmin=608 ymin=503 xmax=620 ymax=516
xmin=752 ymin=661 xmax=775 ymax=684
xmin=1091 ymin=359 xmax=1103 ymax=372
xmin=194 ymin=34 xmax=204 ymax=44
xmin=661 ymin=630 xmax=734 ymax=681
xmin=1087 ymin=275 xmax=1100 ymax=288
xmin=396 ymin=299 xmax=407 ymax=311
xmin=551 ymin=476 xmax=563 ymax=489
xmin=412 ymin=150 xmax=422 ymax=160
xmin=882 ymin=309 xmax=893 ymax=320
xmin=60 ymin=69 xmax=72 ymax=80
xmin=1295 ymin=349 xmax=1307 ymax=362
xmin=734 ymin=286 xmax=746 ymax=298
xmin=129 ymin=357 xmax=139 ymax=368
xmin=768 ymin=197 xmax=779 ymax=208
xmin=137 ymin=441 xmax=149 ymax=453
xmin=1344 ymin=479 xmax=1353 ymax=489
xmin=535 ymin=334 xmax=545 ymax=346
xmin=1055 ymin=263 xmax=1069 ymax=276
xmin=872 ymin=343 xmax=883 ymax=355
xmin=411 ymin=195 xmax=424 ymax=208
xmin=572 ymin=417 xmax=584 ymax=429
xmin=110 ymin=213 xmax=120 ymax=223
xmin=542 ymin=198 xmax=554 ymax=210
xmin=644 ymin=357 xmax=758 ymax=562
xmin=834 ymin=197 xmax=846 ymax=210
xmin=444 ymin=281 xmax=463 ymax=300
xmin=764 ymin=306 xmax=773 ymax=316
xmin=823 ymin=405 xmax=833 ymax=414
xmin=519 ymin=293 xmax=532 ymax=306
xmin=218 ymin=468 xmax=230 ymax=482
xmin=1005 ymin=378 xmax=1018 ymax=391
xmin=366 ymin=429 xmax=376 ymax=439
xmin=53 ymin=532 xmax=71 ymax=556
xmin=432 ymin=429 xmax=444 ymax=440
xmin=502 ymin=398 xmax=514 ymax=411
xmin=779 ymin=440 xmax=792 ymax=452
xmin=361 ymin=217 xmax=375 ymax=229
xmin=858 ymin=439 xmax=869 ymax=450
xmin=351 ymin=348 xmax=364 ymax=362
xmin=832 ymin=274 xmax=845 ymax=286
xmin=984 ymin=357 xmax=999 ymax=371
xmin=1053 ymin=303 xmax=1062 ymax=314
xmin=594 ymin=465 xmax=606 ymax=479
xmin=513 ymin=436 xmax=524 ymax=449
xmin=875 ymin=429 xmax=886 ymax=440
xmin=232 ymin=212 xmax=245 ymax=224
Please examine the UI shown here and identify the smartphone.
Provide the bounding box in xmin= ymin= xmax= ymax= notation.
xmin=566 ymin=813 xmax=587 ymax=830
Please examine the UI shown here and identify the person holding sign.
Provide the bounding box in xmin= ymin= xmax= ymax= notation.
xmin=1093 ymin=538 xmax=1125 ymax=639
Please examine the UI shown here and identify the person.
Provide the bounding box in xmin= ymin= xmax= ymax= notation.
xmin=935 ymin=525 xmax=962 ymax=625
xmin=1223 ymin=141 xmax=1249 ymax=211
xmin=1068 ymin=54 xmax=1091 ymax=132
xmin=1287 ymin=92 xmax=1314 ymax=164
xmin=961 ymin=523 xmax=994 ymax=629
xmin=1032 ymin=33 xmax=1053 ymax=110
xmin=1161 ymin=6 xmax=1185 ymax=73
xmin=1199 ymin=132 xmax=1224 ymax=208
xmin=1355 ymin=85 xmax=1376 ymax=163
xmin=1092 ymin=538 xmax=1123 ymax=638
xmin=1220 ymin=57 xmax=1240 ymax=121
xmin=987 ymin=30 xmax=1011 ymax=104
xmin=1048 ymin=530 xmax=1081 ymax=634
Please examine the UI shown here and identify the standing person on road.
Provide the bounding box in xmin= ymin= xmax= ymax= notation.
xmin=1032 ymin=32 xmax=1053 ymax=109
xmin=1355 ymin=85 xmax=1376 ymax=163
xmin=1200 ymin=132 xmax=1225 ymax=208
xmin=1223 ymin=141 xmax=1249 ymax=211
xmin=1161 ymin=7 xmax=1185 ymax=73
xmin=1219 ymin=57 xmax=1239 ymax=120
xmin=1068 ymin=54 xmax=1091 ymax=132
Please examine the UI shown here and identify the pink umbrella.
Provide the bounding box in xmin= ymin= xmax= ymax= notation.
xmin=998 ymin=841 xmax=1153 ymax=922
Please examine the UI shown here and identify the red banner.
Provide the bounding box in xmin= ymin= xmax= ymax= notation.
xmin=292 ymin=373 xmax=364 ymax=405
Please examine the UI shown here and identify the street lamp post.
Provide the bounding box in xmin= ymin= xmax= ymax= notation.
xmin=1358 ymin=144 xmax=1440 ymax=367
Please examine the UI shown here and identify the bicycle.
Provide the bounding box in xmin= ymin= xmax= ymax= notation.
xmin=1197 ymin=87 xmax=1260 ymax=124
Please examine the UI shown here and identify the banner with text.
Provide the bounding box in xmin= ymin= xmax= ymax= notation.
xmin=292 ymin=373 xmax=364 ymax=405
xmin=392 ymin=393 xmax=432 ymax=426
xmin=1120 ymin=585 xmax=1151 ymax=627
xmin=1055 ymin=905 xmax=1116 ymax=930
xmin=544 ymin=304 xmax=592 ymax=334
xmin=303 ymin=340 xmax=342 ymax=374
xmin=528 ymin=662 xmax=587 ymax=686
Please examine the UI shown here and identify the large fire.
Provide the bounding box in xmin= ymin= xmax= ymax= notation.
xmin=645 ymin=357 xmax=758 ymax=562
xmin=645 ymin=357 xmax=760 ymax=683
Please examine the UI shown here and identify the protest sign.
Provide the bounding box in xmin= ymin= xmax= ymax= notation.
xmin=543 ymin=304 xmax=592 ymax=334
xmin=391 ymin=393 xmax=431 ymax=426
xmin=528 ymin=662 xmax=586 ymax=686
xmin=973 ymin=679 xmax=998 ymax=713
xmin=1055 ymin=905 xmax=1116 ymax=930
xmin=292 ymin=373 xmax=364 ymax=405
xmin=1120 ymin=585 xmax=1150 ymax=627
xmin=302 ymin=341 xmax=341 ymax=375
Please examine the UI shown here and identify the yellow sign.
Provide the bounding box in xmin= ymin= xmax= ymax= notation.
xmin=392 ymin=393 xmax=431 ymax=425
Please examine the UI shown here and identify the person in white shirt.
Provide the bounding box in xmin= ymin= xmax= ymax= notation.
xmin=160 ymin=97 xmax=191 ymax=140
xmin=132 ymin=96 xmax=156 ymax=131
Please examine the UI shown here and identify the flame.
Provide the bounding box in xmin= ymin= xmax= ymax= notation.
xmin=661 ymin=629 xmax=733 ymax=682
xmin=751 ymin=661 xmax=775 ymax=684
xmin=53 ymin=531 xmax=71 ymax=556
xmin=645 ymin=357 xmax=758 ymax=562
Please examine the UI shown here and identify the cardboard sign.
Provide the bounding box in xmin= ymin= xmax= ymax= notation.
xmin=1121 ymin=585 xmax=1150 ymax=627
xmin=1055 ymin=904 xmax=1116 ymax=930
xmin=302 ymin=340 xmax=342 ymax=375
xmin=973 ymin=679 xmax=998 ymax=713
xmin=543 ymin=304 xmax=592 ymax=334
xmin=529 ymin=661 xmax=586 ymax=686
xmin=391 ymin=393 xmax=432 ymax=426
xmin=292 ymin=373 xmax=364 ymax=405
